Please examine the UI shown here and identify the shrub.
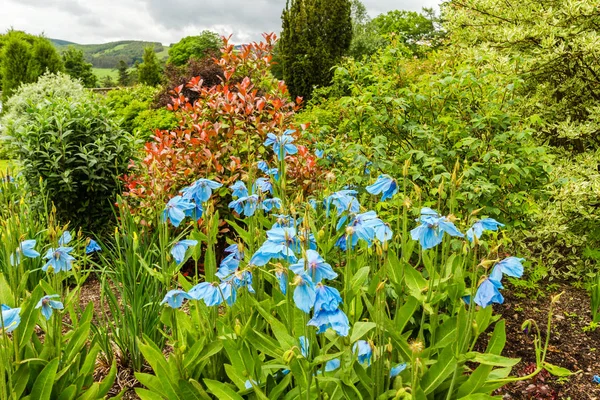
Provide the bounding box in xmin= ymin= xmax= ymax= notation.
xmin=1 ymin=74 xmax=134 ymax=231
xmin=103 ymin=85 xmax=177 ymax=140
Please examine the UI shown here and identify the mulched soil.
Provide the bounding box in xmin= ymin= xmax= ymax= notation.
xmin=492 ymin=282 xmax=600 ymax=399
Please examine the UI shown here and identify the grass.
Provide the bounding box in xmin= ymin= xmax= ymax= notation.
xmin=93 ymin=68 xmax=118 ymax=81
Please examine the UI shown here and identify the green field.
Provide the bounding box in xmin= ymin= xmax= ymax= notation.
xmin=92 ymin=68 xmax=118 ymax=80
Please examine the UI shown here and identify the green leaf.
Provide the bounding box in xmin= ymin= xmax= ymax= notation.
xmin=543 ymin=362 xmax=573 ymax=377
xmin=420 ymin=346 xmax=457 ymax=394
xmin=30 ymin=358 xmax=59 ymax=400
xmin=204 ymin=379 xmax=244 ymax=400
xmin=351 ymin=267 xmax=370 ymax=293
xmin=467 ymin=353 xmax=520 ymax=368
xmin=350 ymin=321 xmax=377 ymax=343
xmin=135 ymin=388 xmax=165 ymax=400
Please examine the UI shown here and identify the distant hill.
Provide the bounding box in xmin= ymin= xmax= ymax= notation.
xmin=49 ymin=39 xmax=170 ymax=69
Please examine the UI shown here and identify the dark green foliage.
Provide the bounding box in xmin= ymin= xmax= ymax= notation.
xmin=62 ymin=47 xmax=97 ymax=87
xmin=117 ymin=59 xmax=129 ymax=86
xmin=2 ymin=75 xmax=134 ymax=231
xmin=137 ymin=46 xmax=162 ymax=86
xmin=280 ymin=0 xmax=352 ymax=100
xmin=167 ymin=31 xmax=221 ymax=66
xmin=30 ymin=39 xmax=64 ymax=77
xmin=50 ymin=39 xmax=166 ymax=68
xmin=101 ymin=75 xmax=116 ymax=87
xmin=103 ymin=85 xmax=177 ymax=139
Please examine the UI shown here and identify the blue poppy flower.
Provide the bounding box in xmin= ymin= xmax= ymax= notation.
xmin=250 ymin=227 xmax=300 ymax=266
xmin=272 ymin=214 xmax=295 ymax=228
xmin=229 ymin=194 xmax=259 ymax=216
xmin=86 ymin=239 xmax=101 ymax=254
xmin=410 ymin=208 xmax=464 ymax=250
xmin=390 ymin=363 xmax=407 ymax=378
xmin=290 ymin=250 xmax=337 ymax=283
xmin=466 ymin=218 xmax=505 ymax=242
xmin=276 ymin=268 xmax=288 ymax=295
xmin=299 ymin=336 xmax=309 ymax=357
xmin=336 ymin=211 xmax=393 ymax=249
xmin=313 ymin=284 xmax=343 ymax=312
xmin=0 ymin=305 xmax=20 ymax=333
xmin=163 ymin=196 xmax=195 ymax=227
xmin=59 ymin=231 xmax=72 ymax=246
xmin=230 ymin=181 xmax=249 ymax=198
xmin=10 ymin=239 xmax=40 ymax=266
xmin=257 ymin=161 xmax=280 ymax=180
xmin=366 ymin=175 xmax=398 ymax=201
xmin=292 ymin=272 xmax=316 ymax=313
xmin=181 ymin=178 xmax=222 ymax=204
xmin=308 ymin=308 xmax=350 ymax=337
xmin=489 ymin=257 xmax=525 ymax=287
xmin=43 ymin=247 xmax=75 ymax=273
xmin=219 ymin=280 xmax=237 ymax=306
xmin=325 ymin=358 xmax=341 ymax=371
xmin=161 ymin=289 xmax=193 ymax=308
xmin=264 ymin=130 xmax=298 ymax=159
xmin=216 ymin=254 xmax=241 ymax=280
xmin=315 ymin=149 xmax=324 ymax=158
xmin=363 ymin=161 xmax=372 ymax=175
xmin=253 ymin=177 xmax=273 ymax=194
xmin=170 ymin=240 xmax=198 ymax=264
xmin=189 ymin=282 xmax=222 ymax=306
xmin=261 ymin=197 xmax=282 ymax=212
xmin=324 ymin=190 xmax=360 ymax=217
xmin=474 ymin=278 xmax=504 ymax=308
xmin=35 ymin=294 xmax=64 ymax=320
xmin=593 ymin=375 xmax=600 ymax=384
xmin=297 ymin=228 xmax=317 ymax=250
xmin=353 ymin=340 xmax=372 ymax=365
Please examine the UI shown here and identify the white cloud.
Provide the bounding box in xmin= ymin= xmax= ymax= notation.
xmin=0 ymin=0 xmax=441 ymax=45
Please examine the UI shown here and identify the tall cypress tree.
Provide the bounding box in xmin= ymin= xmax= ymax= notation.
xmin=30 ymin=38 xmax=64 ymax=77
xmin=138 ymin=46 xmax=162 ymax=86
xmin=1 ymin=36 xmax=35 ymax=99
xmin=280 ymin=0 xmax=352 ymax=100
xmin=117 ymin=60 xmax=129 ymax=87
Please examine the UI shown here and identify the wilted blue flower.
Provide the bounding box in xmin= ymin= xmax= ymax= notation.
xmin=43 ymin=247 xmax=75 ymax=273
xmin=353 ymin=340 xmax=372 ymax=365
xmin=35 ymin=295 xmax=63 ymax=320
xmin=308 ymin=308 xmax=350 ymax=337
xmin=264 ymin=130 xmax=298 ymax=159
xmin=292 ymin=272 xmax=316 ymax=313
xmin=0 ymin=305 xmax=21 ymax=333
xmin=474 ymin=279 xmax=504 ymax=308
xmin=250 ymin=227 xmax=300 ymax=266
xmin=466 ymin=218 xmax=505 ymax=242
xmin=86 ymin=239 xmax=101 ymax=254
xmin=170 ymin=240 xmax=198 ymax=264
xmin=390 ymin=363 xmax=407 ymax=378
xmin=366 ymin=175 xmax=398 ymax=201
xmin=230 ymin=181 xmax=249 ymax=198
xmin=593 ymin=375 xmax=600 ymax=384
xmin=253 ymin=177 xmax=273 ymax=194
xmin=163 ymin=196 xmax=195 ymax=227
xmin=10 ymin=239 xmax=40 ymax=266
xmin=410 ymin=208 xmax=464 ymax=250
xmin=489 ymin=257 xmax=525 ymax=288
xmin=313 ymin=284 xmax=343 ymax=312
xmin=161 ymin=289 xmax=193 ymax=308
xmin=59 ymin=231 xmax=72 ymax=246
xmin=290 ymin=250 xmax=337 ymax=283
xmin=324 ymin=190 xmax=360 ymax=217
xmin=181 ymin=178 xmax=222 ymax=204
xmin=299 ymin=336 xmax=309 ymax=357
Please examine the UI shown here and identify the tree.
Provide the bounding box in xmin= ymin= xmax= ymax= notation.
xmin=1 ymin=36 xmax=35 ymax=99
xmin=347 ymin=0 xmax=386 ymax=59
xmin=167 ymin=31 xmax=221 ymax=66
xmin=280 ymin=0 xmax=352 ymax=100
xmin=372 ymin=9 xmax=442 ymax=54
xmin=30 ymin=39 xmax=64 ymax=77
xmin=138 ymin=46 xmax=162 ymax=86
xmin=101 ymin=75 xmax=116 ymax=88
xmin=117 ymin=60 xmax=129 ymax=86
xmin=62 ymin=47 xmax=97 ymax=87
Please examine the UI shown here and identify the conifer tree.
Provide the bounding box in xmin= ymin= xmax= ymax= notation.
xmin=1 ymin=36 xmax=35 ymax=99
xmin=117 ymin=60 xmax=129 ymax=87
xmin=280 ymin=0 xmax=352 ymax=100
xmin=30 ymin=38 xmax=64 ymax=77
xmin=62 ymin=47 xmax=97 ymax=87
xmin=138 ymin=46 xmax=162 ymax=86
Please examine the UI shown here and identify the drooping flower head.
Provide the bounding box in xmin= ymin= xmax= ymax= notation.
xmin=353 ymin=340 xmax=373 ymax=365
xmin=308 ymin=308 xmax=350 ymax=337
xmin=366 ymin=174 xmax=398 ymax=201
xmin=35 ymin=295 xmax=64 ymax=320
xmin=489 ymin=257 xmax=525 ymax=288
xmin=390 ymin=363 xmax=407 ymax=378
xmin=43 ymin=246 xmax=75 ymax=273
xmin=85 ymin=239 xmax=102 ymax=254
xmin=474 ymin=278 xmax=504 ymax=308
xmin=290 ymin=250 xmax=337 ymax=283
xmin=170 ymin=240 xmax=198 ymax=264
xmin=410 ymin=208 xmax=464 ymax=250
xmin=163 ymin=196 xmax=195 ymax=227
xmin=250 ymin=227 xmax=301 ymax=266
xmin=161 ymin=289 xmax=193 ymax=309
xmin=253 ymin=177 xmax=273 ymax=195
xmin=230 ymin=181 xmax=249 ymax=198
xmin=257 ymin=161 xmax=280 ymax=181
xmin=324 ymin=190 xmax=360 ymax=217
xmin=264 ymin=130 xmax=298 ymax=160
xmin=59 ymin=231 xmax=72 ymax=246
xmin=0 ymin=305 xmax=21 ymax=333
xmin=10 ymin=239 xmax=40 ymax=266
xmin=466 ymin=218 xmax=505 ymax=242
xmin=292 ymin=272 xmax=316 ymax=313
xmin=313 ymin=284 xmax=343 ymax=312
xmin=181 ymin=178 xmax=222 ymax=204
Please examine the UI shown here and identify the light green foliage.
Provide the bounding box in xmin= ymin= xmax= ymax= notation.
xmin=167 ymin=31 xmax=221 ymax=66
xmin=280 ymin=0 xmax=353 ymax=99
xmin=444 ymin=0 xmax=600 ymax=150
xmin=138 ymin=46 xmax=162 ymax=86
xmin=1 ymin=74 xmax=134 ymax=231
xmin=61 ymin=46 xmax=97 ymax=88
xmin=103 ymin=85 xmax=177 ymax=139
xmin=302 ymin=45 xmax=551 ymax=223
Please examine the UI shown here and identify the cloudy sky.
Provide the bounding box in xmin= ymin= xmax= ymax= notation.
xmin=0 ymin=0 xmax=440 ymax=45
